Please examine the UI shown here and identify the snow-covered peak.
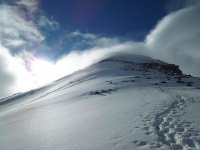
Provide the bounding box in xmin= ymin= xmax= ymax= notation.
xmin=103 ymin=52 xmax=161 ymax=64
xmin=83 ymin=52 xmax=182 ymax=78
xmin=0 ymin=52 xmax=200 ymax=150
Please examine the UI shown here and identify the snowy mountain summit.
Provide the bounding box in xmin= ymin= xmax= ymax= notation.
xmin=1 ymin=53 xmax=200 ymax=150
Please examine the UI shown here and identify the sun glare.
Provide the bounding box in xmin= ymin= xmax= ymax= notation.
xmin=24 ymin=51 xmax=99 ymax=90
xmin=30 ymin=58 xmax=56 ymax=87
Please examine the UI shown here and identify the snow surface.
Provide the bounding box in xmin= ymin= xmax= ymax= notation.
xmin=0 ymin=53 xmax=200 ymax=150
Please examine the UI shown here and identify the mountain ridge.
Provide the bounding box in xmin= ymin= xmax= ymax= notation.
xmin=0 ymin=53 xmax=198 ymax=103
xmin=0 ymin=53 xmax=200 ymax=150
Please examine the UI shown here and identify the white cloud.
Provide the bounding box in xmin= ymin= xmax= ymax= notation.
xmin=1 ymin=1 xmax=200 ymax=99
xmin=59 ymin=30 xmax=121 ymax=52
xmin=54 ymin=41 xmax=142 ymax=78
xmin=15 ymin=0 xmax=40 ymax=15
xmin=69 ymin=30 xmax=97 ymax=40
xmin=38 ymin=16 xmax=59 ymax=30
xmin=146 ymin=3 xmax=200 ymax=76
xmin=0 ymin=45 xmax=35 ymax=99
xmin=2 ymin=39 xmax=26 ymax=47
xmin=0 ymin=0 xmax=59 ymax=51
xmin=0 ymin=0 xmax=44 ymax=98
xmin=0 ymin=0 xmax=59 ymax=98
xmin=59 ymin=3 xmax=200 ymax=79
xmin=0 ymin=4 xmax=44 ymax=49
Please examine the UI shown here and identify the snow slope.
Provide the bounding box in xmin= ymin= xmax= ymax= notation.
xmin=0 ymin=53 xmax=200 ymax=150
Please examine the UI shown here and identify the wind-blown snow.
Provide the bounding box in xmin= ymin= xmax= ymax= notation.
xmin=0 ymin=53 xmax=200 ymax=149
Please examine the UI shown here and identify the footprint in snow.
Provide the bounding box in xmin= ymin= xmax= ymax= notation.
xmin=140 ymin=94 xmax=200 ymax=149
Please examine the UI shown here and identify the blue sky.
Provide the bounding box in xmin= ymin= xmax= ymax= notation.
xmin=0 ymin=0 xmax=200 ymax=98
xmin=41 ymin=0 xmax=167 ymax=37
xmin=0 ymin=0 xmax=196 ymax=58
xmin=42 ymin=0 xmax=169 ymax=56
xmin=32 ymin=0 xmax=169 ymax=59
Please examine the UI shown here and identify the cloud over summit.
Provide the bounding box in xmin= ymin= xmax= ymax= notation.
xmin=146 ymin=3 xmax=200 ymax=76
xmin=0 ymin=1 xmax=200 ymax=99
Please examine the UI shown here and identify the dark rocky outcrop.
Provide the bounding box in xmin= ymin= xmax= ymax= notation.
xmin=140 ymin=63 xmax=182 ymax=76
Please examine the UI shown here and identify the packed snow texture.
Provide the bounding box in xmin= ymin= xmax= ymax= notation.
xmin=0 ymin=53 xmax=200 ymax=150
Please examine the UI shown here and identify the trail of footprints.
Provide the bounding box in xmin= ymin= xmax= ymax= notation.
xmin=135 ymin=95 xmax=200 ymax=149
